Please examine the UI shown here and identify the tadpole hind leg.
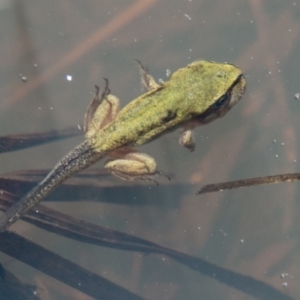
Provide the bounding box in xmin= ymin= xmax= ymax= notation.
xmin=84 ymin=79 xmax=120 ymax=138
xmin=135 ymin=59 xmax=161 ymax=91
xmin=105 ymin=148 xmax=169 ymax=185
xmin=84 ymin=79 xmax=110 ymax=132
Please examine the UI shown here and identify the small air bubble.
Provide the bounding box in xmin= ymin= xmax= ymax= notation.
xmin=19 ymin=74 xmax=28 ymax=82
xmin=184 ymin=13 xmax=192 ymax=20
xmin=66 ymin=75 xmax=73 ymax=81
xmin=294 ymin=93 xmax=300 ymax=100
xmin=281 ymin=273 xmax=288 ymax=278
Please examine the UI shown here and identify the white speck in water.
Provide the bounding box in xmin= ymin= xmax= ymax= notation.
xmin=220 ymin=229 xmax=228 ymax=237
xmin=275 ymin=154 xmax=279 ymax=158
xmin=38 ymin=107 xmax=42 ymax=111
xmin=34 ymin=63 xmax=38 ymax=67
xmin=240 ymin=239 xmax=245 ymax=244
xmin=19 ymin=74 xmax=28 ymax=82
xmin=282 ymin=282 xmax=288 ymax=287
xmin=273 ymin=139 xmax=277 ymax=144
xmin=294 ymin=93 xmax=300 ymax=100
xmin=166 ymin=69 xmax=171 ymax=77
xmin=197 ymin=226 xmax=201 ymax=231
xmin=66 ymin=75 xmax=73 ymax=81
xmin=184 ymin=13 xmax=191 ymax=20
xmin=293 ymin=159 xmax=297 ymax=163
xmin=281 ymin=142 xmax=285 ymax=146
xmin=77 ymin=124 xmax=82 ymax=130
xmin=159 ymin=78 xmax=164 ymax=84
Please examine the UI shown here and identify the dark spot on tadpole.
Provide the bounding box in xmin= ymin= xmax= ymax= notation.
xmin=162 ymin=110 xmax=177 ymax=123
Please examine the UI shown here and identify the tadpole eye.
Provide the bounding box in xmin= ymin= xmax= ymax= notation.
xmin=215 ymin=93 xmax=230 ymax=108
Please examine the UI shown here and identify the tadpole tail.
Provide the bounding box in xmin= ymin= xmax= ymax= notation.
xmin=0 ymin=140 xmax=106 ymax=232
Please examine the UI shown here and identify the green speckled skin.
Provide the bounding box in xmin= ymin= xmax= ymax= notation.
xmin=89 ymin=61 xmax=245 ymax=151
xmin=0 ymin=60 xmax=246 ymax=231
